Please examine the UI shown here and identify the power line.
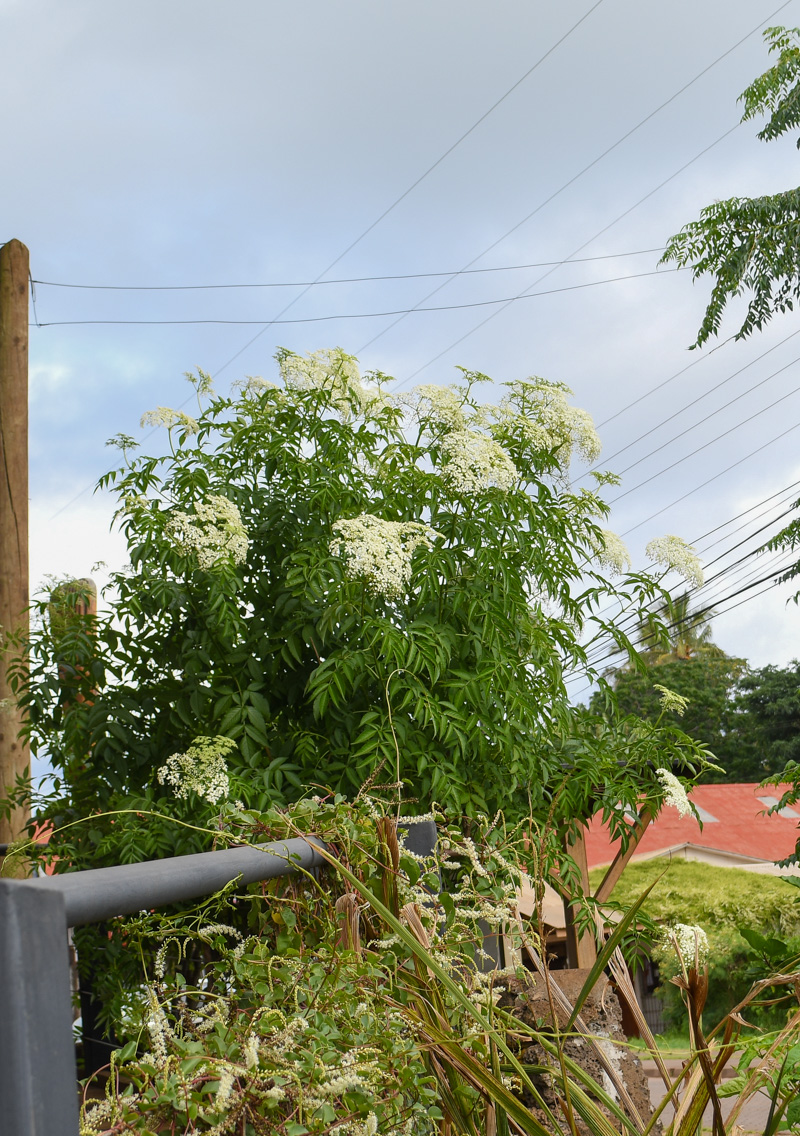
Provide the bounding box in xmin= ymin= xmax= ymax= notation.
xmin=620 ymin=418 xmax=800 ymax=537
xmin=376 ymin=0 xmax=792 ymax=381
xmin=691 ymin=476 xmax=800 ymax=554
xmin=568 ymin=555 xmax=796 ymax=694
xmin=596 ymin=336 xmax=736 ymax=432
xmin=607 ymin=353 xmax=800 ymax=493
xmin=30 ymin=266 xmax=684 ymax=327
xmin=568 ymin=477 xmax=800 ymax=675
xmin=393 ymin=119 xmax=744 ymax=385
xmin=568 ymin=573 xmax=782 ymax=703
xmin=581 ymin=326 xmax=800 ymax=477
xmin=30 ymin=246 xmax=665 ymax=291
xmin=209 ymin=4 xmax=606 ymax=381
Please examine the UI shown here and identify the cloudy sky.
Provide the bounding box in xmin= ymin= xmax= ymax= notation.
xmin=6 ymin=0 xmax=800 ymax=705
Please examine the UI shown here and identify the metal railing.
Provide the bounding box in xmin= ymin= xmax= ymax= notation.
xmin=0 ymin=820 xmax=437 ymax=1136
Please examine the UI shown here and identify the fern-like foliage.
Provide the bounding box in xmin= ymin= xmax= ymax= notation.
xmin=662 ymin=27 xmax=800 ymax=347
xmin=740 ymin=25 xmax=800 ymax=143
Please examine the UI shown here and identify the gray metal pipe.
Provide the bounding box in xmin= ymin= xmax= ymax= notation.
xmin=26 ymin=836 xmax=327 ymax=926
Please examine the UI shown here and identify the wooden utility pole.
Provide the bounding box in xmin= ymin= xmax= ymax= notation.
xmin=0 ymin=240 xmax=30 ymax=850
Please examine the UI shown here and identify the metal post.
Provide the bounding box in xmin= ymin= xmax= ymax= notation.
xmin=0 ymin=880 xmax=79 ymax=1136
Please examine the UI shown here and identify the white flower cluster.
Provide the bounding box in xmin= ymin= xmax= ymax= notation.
xmin=232 ymin=374 xmax=276 ymax=396
xmin=166 ymin=494 xmax=249 ymax=571
xmin=663 ymin=922 xmax=710 ymax=967
xmin=157 ymin=736 xmax=235 ymax=805
xmin=140 ymin=406 xmax=199 ymax=434
xmin=645 ymin=535 xmax=704 ymax=587
xmin=278 ymin=348 xmax=382 ymax=417
xmin=145 ymin=986 xmax=172 ymax=1067
xmin=655 ymin=767 xmax=693 ymax=818
xmin=654 ymin=684 xmax=688 ymax=717
xmin=408 ymin=384 xmax=467 ymax=431
xmin=440 ymin=430 xmax=518 ymax=494
xmin=243 ymin=1033 xmax=260 ymax=1070
xmin=591 ymin=529 xmax=631 ymax=575
xmin=498 ymin=378 xmax=602 ymax=465
xmin=213 ymin=1069 xmax=236 ymax=1113
xmin=330 ymin=514 xmax=438 ymax=598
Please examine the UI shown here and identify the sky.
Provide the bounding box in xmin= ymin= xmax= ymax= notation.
xmin=6 ymin=0 xmax=800 ymax=714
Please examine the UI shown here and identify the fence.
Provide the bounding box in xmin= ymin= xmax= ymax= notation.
xmin=0 ymin=821 xmax=436 ymax=1136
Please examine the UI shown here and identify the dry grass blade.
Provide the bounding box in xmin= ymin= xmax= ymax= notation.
xmin=724 ymin=1008 xmax=800 ymax=1131
xmin=334 ymin=891 xmax=362 ymax=956
xmin=516 ymin=916 xmax=645 ymax=1129
xmin=401 ymin=901 xmax=431 ymax=949
xmin=376 ymin=816 xmax=401 ymax=917
xmin=316 ymin=844 xmax=568 ymax=1133
xmin=606 ymin=945 xmax=672 ymax=1094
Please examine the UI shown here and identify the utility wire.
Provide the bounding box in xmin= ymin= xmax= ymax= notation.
xmin=31 ymin=246 xmax=664 ymax=291
xmin=568 ymin=477 xmax=800 ymax=674
xmin=595 ymin=337 xmax=736 ymax=431
xmin=691 ymin=476 xmax=800 ymax=553
xmin=31 ymin=266 xmax=684 ymax=327
xmin=569 ymin=554 xmax=796 ymax=691
xmin=29 ymin=275 xmax=39 ymax=328
xmin=606 ymin=354 xmax=800 ymax=495
xmin=357 ymin=0 xmax=785 ymax=366
xmin=390 ymin=117 xmax=743 ymax=383
xmin=581 ymin=326 xmax=800 ymax=478
xmin=209 ymin=4 xmax=606 ymax=381
xmin=620 ymin=418 xmax=800 ymax=537
xmin=390 ymin=0 xmax=793 ymax=386
xmin=566 ymin=568 xmax=785 ymax=703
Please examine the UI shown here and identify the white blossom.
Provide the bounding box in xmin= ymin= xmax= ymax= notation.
xmin=154 ymin=941 xmax=169 ymax=981
xmin=645 ymin=535 xmax=704 ymax=587
xmin=663 ymin=922 xmax=710 ymax=967
xmin=243 ymin=1034 xmax=260 ymax=1069
xmin=592 ymin=529 xmax=631 ymax=575
xmin=654 ymin=684 xmax=688 ymax=717
xmin=157 ymin=736 xmax=235 ymax=804
xmin=278 ymin=347 xmax=382 ymax=417
xmin=232 ymin=374 xmax=276 ymax=396
xmin=145 ymin=986 xmax=171 ymax=1067
xmin=166 ymin=495 xmax=249 ymax=570
xmin=655 ymin=767 xmax=693 ymax=818
xmin=316 ymin=1069 xmax=367 ymax=1096
xmin=331 ymin=514 xmax=438 ymax=598
xmin=498 ymin=378 xmax=601 ymax=465
xmin=408 ymin=384 xmax=467 ymax=431
xmin=440 ymin=430 xmax=518 ymax=494
xmin=213 ymin=1069 xmax=236 ymax=1112
xmin=140 ymin=406 xmax=199 ymax=434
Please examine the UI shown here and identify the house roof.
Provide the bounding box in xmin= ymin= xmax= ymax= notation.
xmin=585 ymin=782 xmax=800 ymax=870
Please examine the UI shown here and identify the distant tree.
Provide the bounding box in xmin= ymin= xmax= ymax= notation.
xmin=732 ymin=661 xmax=800 ymax=778
xmin=593 ymin=653 xmax=749 ymax=781
xmin=592 ymin=594 xmax=771 ymax=781
xmin=636 ymin=591 xmax=721 ymax=664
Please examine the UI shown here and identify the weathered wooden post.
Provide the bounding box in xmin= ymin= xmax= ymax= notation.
xmin=0 ymin=239 xmax=30 ymax=857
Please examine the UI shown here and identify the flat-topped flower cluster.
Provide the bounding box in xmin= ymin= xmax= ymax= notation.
xmin=330 ymin=515 xmax=438 ymax=598
xmin=157 ymin=735 xmax=235 ymax=805
xmin=166 ymin=494 xmax=249 ymax=571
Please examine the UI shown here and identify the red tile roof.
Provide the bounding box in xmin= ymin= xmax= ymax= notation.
xmin=585 ymin=783 xmax=800 ymax=868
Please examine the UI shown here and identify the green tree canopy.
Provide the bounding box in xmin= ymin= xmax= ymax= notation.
xmin=733 ymin=660 xmax=800 ymax=778
xmin=11 ymin=350 xmax=712 ymax=869
xmin=592 ymin=652 xmax=750 ymax=782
